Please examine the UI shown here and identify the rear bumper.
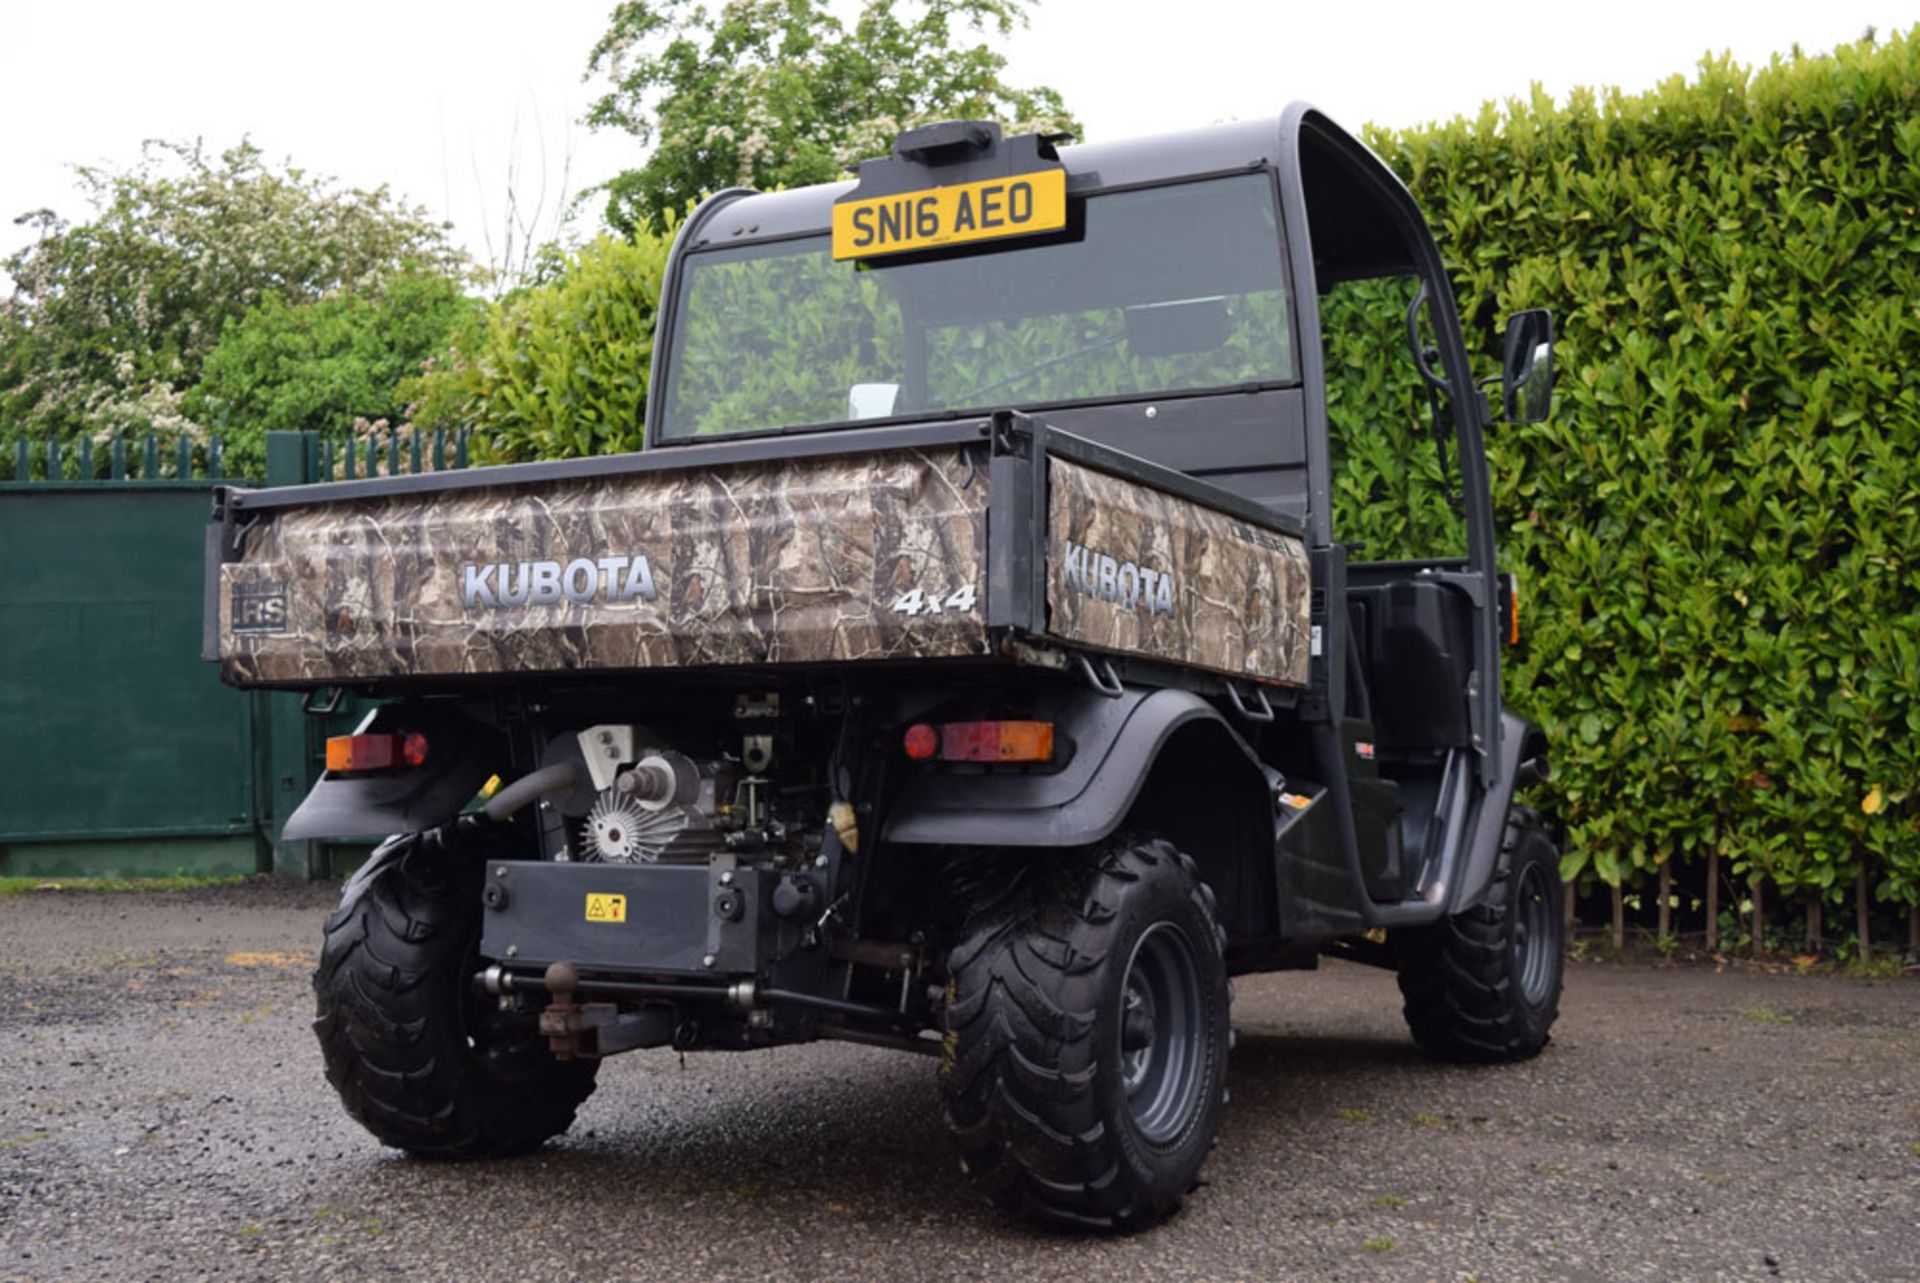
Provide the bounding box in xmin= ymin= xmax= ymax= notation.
xmin=479 ymin=860 xmax=820 ymax=978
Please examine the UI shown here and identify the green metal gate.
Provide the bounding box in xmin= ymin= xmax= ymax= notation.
xmin=0 ymin=428 xmax=471 ymax=879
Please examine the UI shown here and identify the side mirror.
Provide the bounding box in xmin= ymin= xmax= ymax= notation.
xmin=1501 ymin=309 xmax=1554 ymax=423
xmin=847 ymin=382 xmax=900 ymax=421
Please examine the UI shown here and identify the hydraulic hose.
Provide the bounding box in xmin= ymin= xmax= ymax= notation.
xmin=482 ymin=762 xmax=579 ymax=823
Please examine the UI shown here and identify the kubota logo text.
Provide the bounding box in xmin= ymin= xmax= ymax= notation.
xmin=1059 ymin=541 xmax=1175 ymax=617
xmin=462 ymin=555 xmax=659 ymax=609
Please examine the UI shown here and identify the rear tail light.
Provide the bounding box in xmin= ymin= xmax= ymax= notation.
xmin=903 ymin=720 xmax=1055 ymax=764
xmin=326 ymin=733 xmax=428 ymax=773
xmin=903 ymin=723 xmax=940 ymax=761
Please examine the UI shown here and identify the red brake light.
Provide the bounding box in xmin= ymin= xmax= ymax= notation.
xmin=903 ymin=723 xmax=939 ymax=761
xmin=402 ymin=732 xmax=430 ymax=767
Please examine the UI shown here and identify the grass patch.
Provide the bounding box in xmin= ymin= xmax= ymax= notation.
xmin=224 ymin=951 xmax=310 ymax=969
xmin=1907 ymin=1141 xmax=1920 ymax=1159
xmin=1362 ymin=1236 xmax=1395 ymax=1252
xmin=1745 ymin=1005 xmax=1794 ymax=1025
xmin=1841 ymin=955 xmax=1908 ymax=980
xmin=2 ymin=1131 xmax=49 ymax=1147
xmin=1410 ymin=1113 xmax=1451 ymax=1129
xmin=0 ymin=875 xmax=247 ymax=898
xmin=1371 ymin=1195 xmax=1404 ymax=1209
xmin=1337 ymin=1108 xmax=1373 ymax=1123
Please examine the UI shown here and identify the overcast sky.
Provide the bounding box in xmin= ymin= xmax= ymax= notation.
xmin=2 ymin=0 xmax=1911 ymax=289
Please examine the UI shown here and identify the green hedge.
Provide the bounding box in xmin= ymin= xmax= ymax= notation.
xmin=1356 ymin=29 xmax=1920 ymax=920
xmin=407 ymin=233 xmax=672 ymax=463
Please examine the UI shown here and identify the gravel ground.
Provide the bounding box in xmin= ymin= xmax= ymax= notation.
xmin=0 ymin=880 xmax=1915 ymax=1283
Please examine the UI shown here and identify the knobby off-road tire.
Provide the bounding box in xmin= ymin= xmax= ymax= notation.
xmin=1395 ymin=805 xmax=1564 ymax=1062
xmin=313 ymin=832 xmax=598 ymax=1157
xmin=940 ymin=835 xmax=1230 ymax=1231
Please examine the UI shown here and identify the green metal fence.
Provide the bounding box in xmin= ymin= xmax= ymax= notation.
xmin=316 ymin=427 xmax=472 ymax=482
xmin=0 ymin=428 xmax=471 ymax=879
xmin=9 ymin=431 xmax=230 ymax=485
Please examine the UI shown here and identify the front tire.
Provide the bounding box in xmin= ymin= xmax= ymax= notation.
xmin=940 ymin=835 xmax=1230 ymax=1231
xmin=1395 ymin=805 xmax=1563 ymax=1062
xmin=313 ymin=830 xmax=598 ymax=1157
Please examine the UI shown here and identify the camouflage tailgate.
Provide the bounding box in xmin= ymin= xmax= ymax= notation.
xmin=219 ymin=447 xmax=991 ymax=685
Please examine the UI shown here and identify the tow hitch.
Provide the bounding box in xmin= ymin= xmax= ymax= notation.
xmin=532 ymin=962 xmax=674 ymax=1059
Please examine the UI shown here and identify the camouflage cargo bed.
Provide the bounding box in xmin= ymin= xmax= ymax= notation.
xmin=209 ymin=417 xmax=1311 ymax=690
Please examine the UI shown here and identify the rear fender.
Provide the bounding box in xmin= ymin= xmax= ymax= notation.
xmin=881 ymin=686 xmax=1268 ymax=851
xmin=281 ymin=703 xmax=505 ymax=842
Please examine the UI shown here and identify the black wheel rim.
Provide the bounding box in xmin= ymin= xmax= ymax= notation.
xmin=1117 ymin=922 xmax=1206 ymax=1145
xmin=459 ymin=935 xmax=541 ymax=1074
xmin=1513 ymin=861 xmax=1556 ymax=1006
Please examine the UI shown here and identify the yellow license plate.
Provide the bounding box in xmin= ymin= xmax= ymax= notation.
xmin=584 ymin=893 xmax=627 ymax=924
xmin=833 ymin=169 xmax=1066 ymax=261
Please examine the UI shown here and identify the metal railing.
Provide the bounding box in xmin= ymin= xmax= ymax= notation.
xmin=4 ymin=433 xmax=228 ymax=484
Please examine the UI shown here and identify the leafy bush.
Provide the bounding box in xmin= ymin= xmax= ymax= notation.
xmin=405 ymin=232 xmax=671 ymax=461
xmin=1347 ymin=29 xmax=1920 ymax=915
xmin=189 ymin=270 xmax=475 ymax=477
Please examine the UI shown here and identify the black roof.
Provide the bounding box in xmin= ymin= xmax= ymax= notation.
xmin=675 ymin=106 xmax=1419 ymax=284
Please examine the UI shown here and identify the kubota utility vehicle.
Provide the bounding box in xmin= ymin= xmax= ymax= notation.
xmin=206 ymin=106 xmax=1561 ymax=1230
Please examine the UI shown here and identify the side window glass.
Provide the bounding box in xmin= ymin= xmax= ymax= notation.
xmin=1322 ymin=274 xmax=1468 ymax=562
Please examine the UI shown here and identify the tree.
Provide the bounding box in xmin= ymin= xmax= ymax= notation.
xmin=583 ymin=0 xmax=1076 ymax=235
xmin=188 ymin=270 xmax=477 ymax=476
xmin=0 ymin=139 xmax=465 ymax=458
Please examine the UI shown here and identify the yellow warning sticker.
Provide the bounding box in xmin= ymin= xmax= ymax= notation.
xmin=585 ymin=893 xmax=627 ymax=924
